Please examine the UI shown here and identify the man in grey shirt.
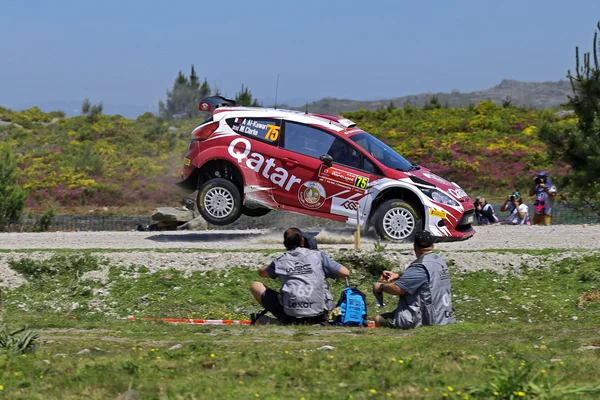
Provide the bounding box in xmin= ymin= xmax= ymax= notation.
xmin=250 ymin=227 xmax=350 ymax=324
xmin=373 ymin=231 xmax=456 ymax=329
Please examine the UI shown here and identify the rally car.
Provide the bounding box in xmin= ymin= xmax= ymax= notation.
xmin=177 ymin=96 xmax=475 ymax=242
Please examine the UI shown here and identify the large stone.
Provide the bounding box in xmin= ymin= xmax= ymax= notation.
xmin=152 ymin=207 xmax=194 ymax=223
xmin=177 ymin=215 xmax=208 ymax=231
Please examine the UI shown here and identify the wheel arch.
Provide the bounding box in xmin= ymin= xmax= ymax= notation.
xmin=196 ymin=158 xmax=245 ymax=194
xmin=368 ymin=187 xmax=425 ymax=229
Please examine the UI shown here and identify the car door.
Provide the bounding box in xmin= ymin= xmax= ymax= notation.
xmin=225 ymin=117 xmax=282 ymax=207
xmin=274 ymin=121 xmax=378 ymax=219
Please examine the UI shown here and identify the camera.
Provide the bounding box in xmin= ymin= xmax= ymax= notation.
xmin=302 ymin=234 xmax=318 ymax=250
xmin=535 ymin=177 xmax=546 ymax=185
xmin=509 ymin=195 xmax=516 ymax=201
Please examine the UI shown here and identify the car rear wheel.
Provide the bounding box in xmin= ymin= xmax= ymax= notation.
xmin=197 ymin=178 xmax=242 ymax=225
xmin=374 ymin=199 xmax=421 ymax=242
xmin=241 ymin=206 xmax=272 ymax=217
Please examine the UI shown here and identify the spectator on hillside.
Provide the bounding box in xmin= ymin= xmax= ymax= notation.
xmin=500 ymin=191 xmax=530 ymax=225
xmin=529 ymin=171 xmax=558 ymax=225
xmin=474 ymin=196 xmax=499 ymax=225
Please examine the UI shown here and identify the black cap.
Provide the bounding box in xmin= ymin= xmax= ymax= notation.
xmin=414 ymin=230 xmax=435 ymax=248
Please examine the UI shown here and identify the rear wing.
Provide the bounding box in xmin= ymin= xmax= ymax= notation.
xmin=199 ymin=96 xmax=236 ymax=113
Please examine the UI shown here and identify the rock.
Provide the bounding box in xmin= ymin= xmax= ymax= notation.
xmin=43 ymin=360 xmax=51 ymax=365
xmin=550 ymin=358 xmax=562 ymax=363
xmin=500 ymin=296 xmax=512 ymax=301
xmin=54 ymin=353 xmax=68 ymax=357
xmin=152 ymin=207 xmax=194 ymax=223
xmin=539 ymin=345 xmax=548 ymax=351
xmin=177 ymin=215 xmax=208 ymax=231
xmin=168 ymin=344 xmax=183 ymax=351
xmin=114 ymin=390 xmax=139 ymax=400
xmin=77 ymin=348 xmax=91 ymax=355
xmin=316 ymin=345 xmax=335 ymax=351
xmin=557 ymin=110 xmax=574 ymax=118
xmin=138 ymin=294 xmax=150 ymax=301
xmin=168 ymin=126 xmax=180 ymax=132
xmin=571 ymin=316 xmax=578 ymax=321
xmin=578 ymin=345 xmax=600 ymax=351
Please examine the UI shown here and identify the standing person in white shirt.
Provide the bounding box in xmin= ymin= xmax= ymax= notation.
xmin=500 ymin=191 xmax=530 ymax=225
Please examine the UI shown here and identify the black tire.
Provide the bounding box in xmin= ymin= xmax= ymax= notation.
xmin=196 ymin=178 xmax=242 ymax=226
xmin=241 ymin=206 xmax=272 ymax=217
xmin=373 ymin=199 xmax=422 ymax=242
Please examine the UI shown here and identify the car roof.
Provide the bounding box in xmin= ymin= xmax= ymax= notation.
xmin=212 ymin=106 xmax=357 ymax=133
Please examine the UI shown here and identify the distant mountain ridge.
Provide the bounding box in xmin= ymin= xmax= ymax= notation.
xmin=277 ymin=79 xmax=573 ymax=115
xmin=6 ymin=79 xmax=572 ymax=118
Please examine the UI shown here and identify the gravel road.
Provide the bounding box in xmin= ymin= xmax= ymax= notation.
xmin=1 ymin=225 xmax=598 ymax=289
xmin=0 ymin=225 xmax=599 ymax=251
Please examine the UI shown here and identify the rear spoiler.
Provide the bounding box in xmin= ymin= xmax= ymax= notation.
xmin=199 ymin=96 xmax=236 ymax=112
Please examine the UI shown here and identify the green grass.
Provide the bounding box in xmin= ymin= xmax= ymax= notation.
xmin=1 ymin=251 xmax=599 ymax=399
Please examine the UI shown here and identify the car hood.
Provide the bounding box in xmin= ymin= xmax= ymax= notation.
xmin=405 ymin=167 xmax=472 ymax=204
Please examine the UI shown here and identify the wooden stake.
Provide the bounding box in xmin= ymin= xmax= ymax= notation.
xmin=354 ymin=203 xmax=361 ymax=250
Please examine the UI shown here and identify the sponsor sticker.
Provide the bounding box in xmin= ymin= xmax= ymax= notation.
xmin=318 ymin=165 xmax=369 ymax=190
xmin=341 ymin=200 xmax=359 ymax=211
xmin=231 ymin=119 xmax=280 ymax=142
xmin=429 ymin=209 xmax=447 ymax=219
xmin=184 ymin=158 xmax=191 ymax=166
xmin=298 ymin=181 xmax=326 ymax=209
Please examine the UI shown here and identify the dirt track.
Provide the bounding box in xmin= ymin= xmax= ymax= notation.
xmin=0 ymin=224 xmax=599 ymax=251
xmin=1 ymin=225 xmax=599 ymax=290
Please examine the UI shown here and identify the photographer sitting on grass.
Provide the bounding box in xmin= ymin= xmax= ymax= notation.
xmin=373 ymin=230 xmax=456 ymax=329
xmin=250 ymin=227 xmax=350 ymax=325
xmin=500 ymin=191 xmax=530 ymax=225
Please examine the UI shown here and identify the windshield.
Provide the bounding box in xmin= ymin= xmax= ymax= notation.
xmin=350 ymin=132 xmax=413 ymax=171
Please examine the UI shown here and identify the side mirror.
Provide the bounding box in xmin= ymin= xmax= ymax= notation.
xmin=319 ymin=154 xmax=333 ymax=167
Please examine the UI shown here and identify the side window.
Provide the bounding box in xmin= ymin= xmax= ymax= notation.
xmin=283 ymin=122 xmax=362 ymax=170
xmin=283 ymin=122 xmax=335 ymax=158
xmin=226 ymin=118 xmax=281 ymax=145
xmin=327 ymin=138 xmax=361 ymax=170
xmin=363 ymin=157 xmax=380 ymax=174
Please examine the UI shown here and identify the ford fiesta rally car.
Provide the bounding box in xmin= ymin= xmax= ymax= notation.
xmin=177 ymin=96 xmax=475 ymax=242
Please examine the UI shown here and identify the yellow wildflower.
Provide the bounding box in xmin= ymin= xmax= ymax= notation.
xmin=448 ymin=386 xmax=454 ymax=392
xmin=369 ymin=389 xmax=377 ymax=393
xmin=210 ymin=353 xmax=216 ymax=358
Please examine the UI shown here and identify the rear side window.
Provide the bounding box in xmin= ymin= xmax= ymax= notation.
xmin=226 ymin=118 xmax=281 ymax=145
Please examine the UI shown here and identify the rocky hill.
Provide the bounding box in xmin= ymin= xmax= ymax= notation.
xmin=281 ymin=79 xmax=572 ymax=115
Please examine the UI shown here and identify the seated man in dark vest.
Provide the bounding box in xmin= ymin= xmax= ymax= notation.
xmin=250 ymin=227 xmax=350 ymax=324
xmin=373 ymin=230 xmax=456 ymax=329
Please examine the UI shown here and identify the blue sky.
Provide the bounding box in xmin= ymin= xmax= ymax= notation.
xmin=1 ymin=0 xmax=599 ymax=114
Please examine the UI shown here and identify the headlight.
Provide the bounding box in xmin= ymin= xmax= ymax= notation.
xmin=420 ymin=188 xmax=460 ymax=207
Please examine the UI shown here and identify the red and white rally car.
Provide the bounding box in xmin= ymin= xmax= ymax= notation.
xmin=177 ymin=96 xmax=475 ymax=242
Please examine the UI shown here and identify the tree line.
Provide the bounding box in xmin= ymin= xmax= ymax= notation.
xmin=158 ymin=66 xmax=260 ymax=120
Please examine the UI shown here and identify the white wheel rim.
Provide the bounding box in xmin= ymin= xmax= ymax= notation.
xmin=203 ymin=187 xmax=234 ymax=218
xmin=383 ymin=207 xmax=415 ymax=240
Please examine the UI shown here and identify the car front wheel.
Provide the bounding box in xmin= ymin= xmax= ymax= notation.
xmin=197 ymin=178 xmax=242 ymax=225
xmin=374 ymin=199 xmax=421 ymax=242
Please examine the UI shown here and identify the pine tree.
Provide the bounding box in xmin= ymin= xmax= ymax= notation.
xmin=539 ymin=21 xmax=600 ymax=218
xmin=235 ymin=84 xmax=253 ymax=106
xmin=159 ymin=66 xmax=212 ymax=119
xmin=0 ymin=143 xmax=27 ymax=229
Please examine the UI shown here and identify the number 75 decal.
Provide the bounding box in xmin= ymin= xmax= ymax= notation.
xmin=265 ymin=124 xmax=280 ymax=141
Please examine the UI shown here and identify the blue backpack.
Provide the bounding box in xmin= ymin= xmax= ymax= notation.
xmin=334 ymin=286 xmax=367 ymax=327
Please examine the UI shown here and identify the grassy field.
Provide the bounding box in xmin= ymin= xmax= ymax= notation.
xmin=1 ymin=250 xmax=599 ymax=399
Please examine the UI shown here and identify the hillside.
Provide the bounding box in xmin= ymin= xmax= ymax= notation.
xmin=0 ymin=101 xmax=575 ymax=215
xmin=281 ymin=79 xmax=572 ymax=115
